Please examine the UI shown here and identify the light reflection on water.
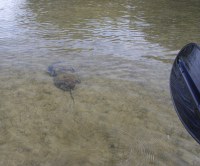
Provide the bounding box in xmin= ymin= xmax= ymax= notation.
xmin=0 ymin=0 xmax=200 ymax=165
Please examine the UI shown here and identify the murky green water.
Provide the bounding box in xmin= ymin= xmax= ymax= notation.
xmin=0 ymin=0 xmax=200 ymax=165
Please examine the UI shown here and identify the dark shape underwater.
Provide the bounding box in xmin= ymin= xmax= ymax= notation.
xmin=48 ymin=62 xmax=81 ymax=103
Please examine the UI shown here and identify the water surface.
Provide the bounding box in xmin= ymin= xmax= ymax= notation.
xmin=0 ymin=0 xmax=200 ymax=165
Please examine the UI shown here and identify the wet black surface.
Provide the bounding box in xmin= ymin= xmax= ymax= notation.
xmin=170 ymin=43 xmax=200 ymax=144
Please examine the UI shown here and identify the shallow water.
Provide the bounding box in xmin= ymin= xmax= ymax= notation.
xmin=0 ymin=0 xmax=200 ymax=165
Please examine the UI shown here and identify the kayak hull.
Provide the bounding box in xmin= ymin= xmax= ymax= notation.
xmin=170 ymin=43 xmax=200 ymax=144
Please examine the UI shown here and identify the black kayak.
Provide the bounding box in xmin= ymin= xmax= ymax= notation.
xmin=170 ymin=43 xmax=200 ymax=144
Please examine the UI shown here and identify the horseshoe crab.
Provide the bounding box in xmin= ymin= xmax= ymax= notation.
xmin=47 ymin=62 xmax=81 ymax=103
xmin=53 ymin=73 xmax=81 ymax=91
xmin=47 ymin=61 xmax=75 ymax=77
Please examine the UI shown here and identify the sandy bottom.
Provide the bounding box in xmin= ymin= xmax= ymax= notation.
xmin=0 ymin=65 xmax=200 ymax=166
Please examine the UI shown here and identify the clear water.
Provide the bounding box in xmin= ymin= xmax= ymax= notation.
xmin=0 ymin=0 xmax=200 ymax=165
